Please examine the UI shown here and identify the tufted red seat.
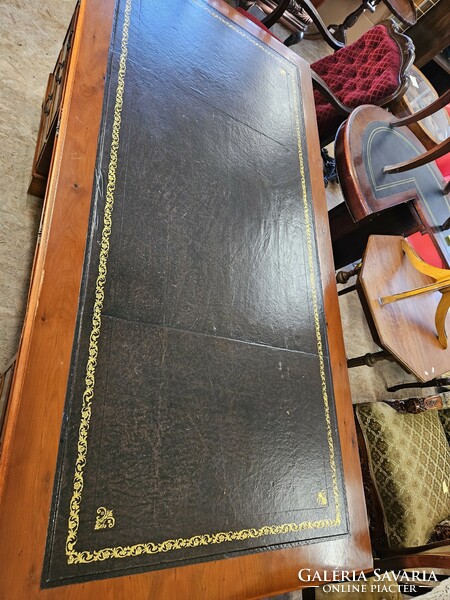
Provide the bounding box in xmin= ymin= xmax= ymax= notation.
xmin=312 ymin=24 xmax=403 ymax=142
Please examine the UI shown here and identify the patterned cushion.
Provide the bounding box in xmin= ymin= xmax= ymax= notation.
xmin=356 ymin=402 xmax=450 ymax=549
xmin=439 ymin=409 xmax=450 ymax=445
xmin=312 ymin=24 xmax=402 ymax=141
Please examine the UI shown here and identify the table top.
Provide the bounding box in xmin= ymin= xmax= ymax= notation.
xmin=360 ymin=235 xmax=450 ymax=381
xmin=403 ymin=66 xmax=450 ymax=145
xmin=0 ymin=0 xmax=372 ymax=598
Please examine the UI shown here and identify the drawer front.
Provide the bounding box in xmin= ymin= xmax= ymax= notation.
xmin=31 ymin=2 xmax=80 ymax=185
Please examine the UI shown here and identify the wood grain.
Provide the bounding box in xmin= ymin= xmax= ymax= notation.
xmin=359 ymin=235 xmax=450 ymax=381
xmin=0 ymin=1 xmax=373 ymax=598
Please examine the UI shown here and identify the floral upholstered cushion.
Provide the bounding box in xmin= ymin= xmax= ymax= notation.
xmin=356 ymin=402 xmax=450 ymax=549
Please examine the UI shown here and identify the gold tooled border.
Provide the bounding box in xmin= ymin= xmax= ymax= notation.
xmin=65 ymin=0 xmax=341 ymax=565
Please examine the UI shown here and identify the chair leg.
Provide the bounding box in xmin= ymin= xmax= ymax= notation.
xmin=328 ymin=0 xmax=379 ymax=43
xmin=347 ymin=349 xmax=394 ymax=368
xmin=284 ymin=28 xmax=306 ymax=46
xmin=336 ymin=262 xmax=361 ymax=285
xmin=386 ymin=377 xmax=450 ymax=393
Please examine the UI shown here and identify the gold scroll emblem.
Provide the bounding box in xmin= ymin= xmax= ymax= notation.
xmin=95 ymin=507 xmax=115 ymax=530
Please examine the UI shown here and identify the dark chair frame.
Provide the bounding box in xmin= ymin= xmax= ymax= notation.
xmin=253 ymin=0 xmax=416 ymax=45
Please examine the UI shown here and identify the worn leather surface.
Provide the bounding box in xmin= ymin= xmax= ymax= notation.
xmin=362 ymin=121 xmax=450 ymax=265
xmin=43 ymin=0 xmax=348 ymax=587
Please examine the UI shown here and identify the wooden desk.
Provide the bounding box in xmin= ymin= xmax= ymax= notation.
xmin=0 ymin=0 xmax=372 ymax=598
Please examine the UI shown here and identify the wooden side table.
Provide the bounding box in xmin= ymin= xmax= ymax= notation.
xmin=344 ymin=235 xmax=450 ymax=382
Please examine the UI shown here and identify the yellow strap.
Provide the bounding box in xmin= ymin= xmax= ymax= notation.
xmin=436 ymin=292 xmax=450 ymax=349
xmin=377 ymin=238 xmax=450 ymax=349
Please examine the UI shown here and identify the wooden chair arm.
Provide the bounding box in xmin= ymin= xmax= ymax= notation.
xmin=384 ymin=137 xmax=450 ymax=174
xmin=376 ymin=537 xmax=450 ymax=561
xmin=391 ymin=88 xmax=450 ymax=128
xmin=310 ymin=71 xmax=351 ymax=115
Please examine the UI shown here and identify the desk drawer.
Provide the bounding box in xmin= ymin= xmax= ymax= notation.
xmin=28 ymin=1 xmax=80 ymax=197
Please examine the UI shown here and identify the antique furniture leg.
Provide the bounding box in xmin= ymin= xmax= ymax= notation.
xmin=347 ymin=350 xmax=395 ymax=369
xmin=336 ymin=262 xmax=361 ymax=295
xmin=387 ymin=377 xmax=450 ymax=393
xmin=253 ymin=0 xmax=344 ymax=48
xmin=336 ymin=263 xmax=361 ymax=285
xmin=321 ymin=148 xmax=338 ymax=186
xmin=328 ymin=0 xmax=380 ymax=44
xmin=238 ymin=0 xmax=291 ymax=28
xmin=328 ymin=0 xmax=416 ymax=45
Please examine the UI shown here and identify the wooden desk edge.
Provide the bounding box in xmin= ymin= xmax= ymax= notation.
xmin=0 ymin=1 xmax=372 ymax=598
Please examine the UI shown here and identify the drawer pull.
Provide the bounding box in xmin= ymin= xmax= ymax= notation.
xmin=43 ymin=93 xmax=54 ymax=115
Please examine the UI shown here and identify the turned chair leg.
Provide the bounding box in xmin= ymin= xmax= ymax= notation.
xmin=347 ymin=349 xmax=395 ymax=369
xmin=336 ymin=262 xmax=361 ymax=285
xmin=328 ymin=0 xmax=379 ymax=43
xmin=387 ymin=377 xmax=450 ymax=393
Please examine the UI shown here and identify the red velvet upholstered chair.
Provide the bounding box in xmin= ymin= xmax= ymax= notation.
xmin=311 ymin=21 xmax=414 ymax=144
xmin=234 ymin=5 xmax=414 ymax=146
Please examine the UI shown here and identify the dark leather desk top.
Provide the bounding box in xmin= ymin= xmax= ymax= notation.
xmin=41 ymin=0 xmax=349 ymax=586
